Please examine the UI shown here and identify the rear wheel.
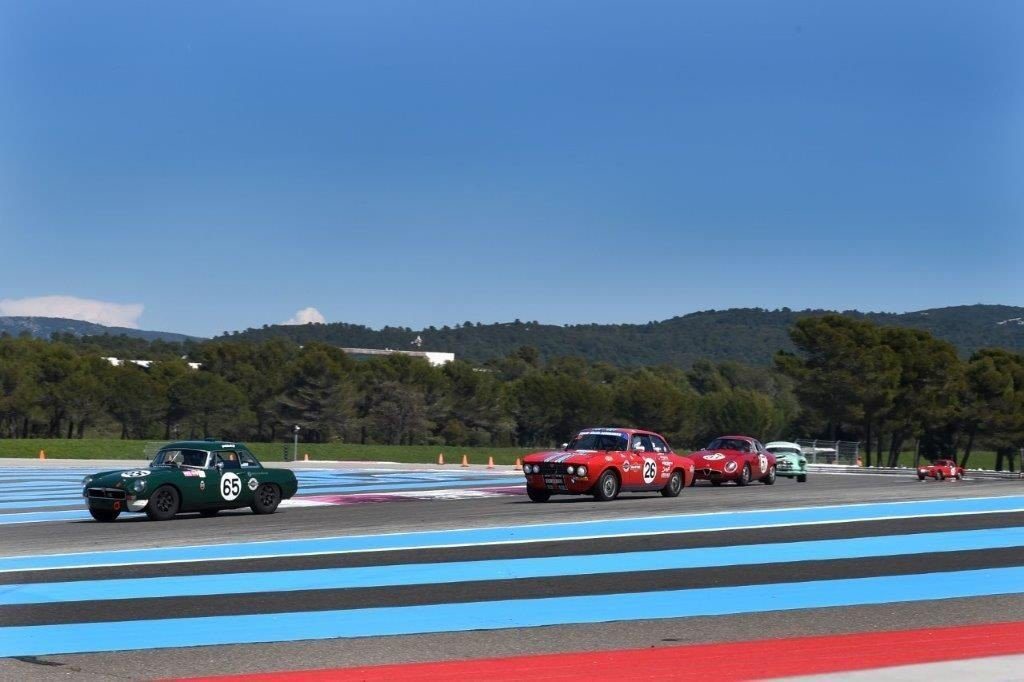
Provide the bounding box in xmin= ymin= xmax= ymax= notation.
xmin=736 ymin=464 xmax=751 ymax=487
xmin=936 ymin=471 xmax=945 ymax=481
xmin=251 ymin=483 xmax=281 ymax=515
xmin=593 ymin=470 xmax=620 ymax=501
xmin=89 ymin=508 xmax=119 ymax=522
xmin=797 ymin=474 xmax=807 ymax=483
xmin=661 ymin=470 xmax=684 ymax=497
xmin=526 ymin=487 xmax=550 ymax=502
xmin=146 ymin=486 xmax=180 ymax=521
xmin=763 ymin=465 xmax=776 ymax=485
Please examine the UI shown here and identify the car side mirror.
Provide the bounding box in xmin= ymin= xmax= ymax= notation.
xmin=216 ymin=462 xmax=224 ymax=471
xmin=561 ymin=442 xmax=568 ymax=450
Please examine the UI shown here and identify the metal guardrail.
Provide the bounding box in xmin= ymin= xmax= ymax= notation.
xmin=806 ymin=463 xmax=1023 ymax=480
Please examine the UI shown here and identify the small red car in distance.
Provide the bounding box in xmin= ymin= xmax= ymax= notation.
xmin=918 ymin=459 xmax=963 ymax=481
xmin=522 ymin=428 xmax=695 ymax=502
xmin=691 ymin=435 xmax=777 ymax=486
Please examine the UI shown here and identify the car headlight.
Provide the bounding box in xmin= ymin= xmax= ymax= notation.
xmin=534 ymin=464 xmax=542 ymax=473
xmin=566 ymin=465 xmax=575 ymax=475
xmin=576 ymin=465 xmax=587 ymax=477
xmin=523 ymin=465 xmax=531 ymax=474
xmin=132 ymin=479 xmax=147 ymax=493
xmin=81 ymin=476 xmax=92 ymax=487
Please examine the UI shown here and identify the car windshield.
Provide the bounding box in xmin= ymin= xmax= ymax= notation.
xmin=707 ymin=438 xmax=751 ymax=452
xmin=769 ymin=447 xmax=802 ymax=456
xmin=152 ymin=448 xmax=209 ymax=468
xmin=568 ymin=432 xmax=628 ymax=451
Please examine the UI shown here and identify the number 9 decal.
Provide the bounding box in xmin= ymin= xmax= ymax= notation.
xmin=642 ymin=458 xmax=657 ymax=484
xmin=220 ymin=472 xmax=242 ymax=501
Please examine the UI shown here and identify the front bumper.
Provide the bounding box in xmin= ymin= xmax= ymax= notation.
xmin=525 ymin=473 xmax=592 ymax=494
xmin=84 ymin=487 xmax=148 ymax=512
xmin=694 ymin=468 xmax=733 ymax=481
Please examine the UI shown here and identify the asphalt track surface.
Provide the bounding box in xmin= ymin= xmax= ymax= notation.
xmin=2 ymin=467 xmax=1024 ymax=680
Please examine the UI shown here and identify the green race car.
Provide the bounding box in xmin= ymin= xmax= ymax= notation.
xmin=82 ymin=440 xmax=299 ymax=522
xmin=765 ymin=441 xmax=808 ymax=482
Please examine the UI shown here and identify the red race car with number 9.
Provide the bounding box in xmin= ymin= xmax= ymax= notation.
xmin=691 ymin=435 xmax=777 ymax=486
xmin=523 ymin=427 xmax=695 ymax=502
xmin=917 ymin=459 xmax=963 ymax=481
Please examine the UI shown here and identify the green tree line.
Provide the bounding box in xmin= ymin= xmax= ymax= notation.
xmin=2 ymin=316 xmax=1022 ymax=468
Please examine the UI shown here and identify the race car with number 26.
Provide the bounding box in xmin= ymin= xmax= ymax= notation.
xmin=82 ymin=440 xmax=299 ymax=522
xmin=523 ymin=427 xmax=695 ymax=502
xmin=691 ymin=435 xmax=777 ymax=486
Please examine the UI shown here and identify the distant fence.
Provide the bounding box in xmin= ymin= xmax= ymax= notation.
xmin=793 ymin=439 xmax=861 ymax=465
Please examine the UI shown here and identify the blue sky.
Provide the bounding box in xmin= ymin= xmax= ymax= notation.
xmin=1 ymin=1 xmax=1021 ymax=337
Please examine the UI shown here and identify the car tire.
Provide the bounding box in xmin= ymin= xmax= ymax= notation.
xmin=146 ymin=485 xmax=180 ymax=521
xmin=251 ymin=483 xmax=282 ymax=515
xmin=763 ymin=465 xmax=776 ymax=485
xmin=527 ymin=487 xmax=551 ymax=502
xmin=956 ymin=471 xmax=963 ymax=480
xmin=936 ymin=471 xmax=945 ymax=481
xmin=918 ymin=474 xmax=926 ymax=481
xmin=89 ymin=508 xmax=119 ymax=522
xmin=593 ymin=470 xmax=620 ymax=501
xmin=797 ymin=474 xmax=807 ymax=483
xmin=711 ymin=480 xmax=722 ymax=487
xmin=661 ymin=471 xmax=684 ymax=497
xmin=736 ymin=464 xmax=751 ymax=487
xmin=199 ymin=509 xmax=220 ymax=517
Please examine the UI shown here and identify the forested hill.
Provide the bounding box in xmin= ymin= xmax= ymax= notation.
xmin=222 ymin=305 xmax=1024 ymax=367
xmin=0 ymin=317 xmax=196 ymax=343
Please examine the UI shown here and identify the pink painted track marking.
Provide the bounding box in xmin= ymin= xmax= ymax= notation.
xmin=175 ymin=620 xmax=1024 ymax=681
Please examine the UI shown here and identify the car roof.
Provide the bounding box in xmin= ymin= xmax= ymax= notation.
xmin=578 ymin=427 xmax=666 ymax=438
xmin=765 ymin=441 xmax=802 ymax=449
xmin=160 ymin=440 xmax=244 ymax=451
xmin=717 ymin=435 xmax=755 ymax=441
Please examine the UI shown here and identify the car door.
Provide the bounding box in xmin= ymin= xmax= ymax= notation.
xmin=211 ymin=450 xmax=252 ymax=508
xmin=627 ymin=434 xmax=659 ymax=490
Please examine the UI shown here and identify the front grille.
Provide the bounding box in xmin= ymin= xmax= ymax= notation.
xmin=536 ymin=462 xmax=570 ymax=475
xmin=87 ymin=488 xmax=126 ymax=500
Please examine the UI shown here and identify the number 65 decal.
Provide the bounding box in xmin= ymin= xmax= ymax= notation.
xmin=220 ymin=472 xmax=242 ymax=501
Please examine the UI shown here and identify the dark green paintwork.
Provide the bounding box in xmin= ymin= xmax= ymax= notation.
xmin=82 ymin=440 xmax=298 ymax=520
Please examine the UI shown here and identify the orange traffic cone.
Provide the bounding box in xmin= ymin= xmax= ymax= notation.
xmin=461 ymin=454 xmax=469 ymax=467
xmin=438 ymin=453 xmax=445 ymax=465
xmin=487 ymin=456 xmax=495 ymax=469
xmin=303 ymin=453 xmax=309 ymax=462
xmin=38 ymin=449 xmax=46 ymax=461
xmin=514 ymin=457 xmax=522 ymax=468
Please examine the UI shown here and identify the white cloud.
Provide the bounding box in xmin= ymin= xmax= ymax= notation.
xmin=0 ymin=295 xmax=145 ymax=328
xmin=281 ymin=307 xmax=326 ymax=325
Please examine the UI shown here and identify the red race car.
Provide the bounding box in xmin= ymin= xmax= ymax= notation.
xmin=691 ymin=435 xmax=777 ymax=486
xmin=918 ymin=459 xmax=963 ymax=481
xmin=523 ymin=427 xmax=695 ymax=502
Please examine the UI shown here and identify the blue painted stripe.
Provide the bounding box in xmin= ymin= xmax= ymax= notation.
xmin=5 ymin=495 xmax=1024 ymax=572
xmin=0 ymin=509 xmax=88 ymax=524
xmin=2 ymin=566 xmax=1023 ymax=657
xmin=5 ymin=527 xmax=1024 ymax=606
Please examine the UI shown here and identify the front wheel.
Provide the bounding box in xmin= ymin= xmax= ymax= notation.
xmin=736 ymin=464 xmax=751 ymax=487
xmin=936 ymin=472 xmax=945 ymax=481
xmin=251 ymin=483 xmax=281 ymax=515
xmin=661 ymin=470 xmax=684 ymax=497
xmin=89 ymin=508 xmax=120 ymax=522
xmin=762 ymin=465 xmax=776 ymax=485
xmin=593 ymin=470 xmax=620 ymax=501
xmin=526 ymin=487 xmax=551 ymax=502
xmin=146 ymin=485 xmax=180 ymax=521
xmin=956 ymin=471 xmax=963 ymax=480
xmin=797 ymin=474 xmax=807 ymax=483
xmin=918 ymin=474 xmax=926 ymax=481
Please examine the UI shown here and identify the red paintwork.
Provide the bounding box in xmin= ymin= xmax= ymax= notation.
xmin=522 ymin=427 xmax=694 ymax=498
xmin=179 ymin=621 xmax=1024 ymax=682
xmin=918 ymin=458 xmax=962 ymax=481
xmin=690 ymin=434 xmax=776 ymax=485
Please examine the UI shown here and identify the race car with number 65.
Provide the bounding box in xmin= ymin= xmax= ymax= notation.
xmin=691 ymin=435 xmax=777 ymax=486
xmin=82 ymin=440 xmax=299 ymax=522
xmin=523 ymin=427 xmax=695 ymax=502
